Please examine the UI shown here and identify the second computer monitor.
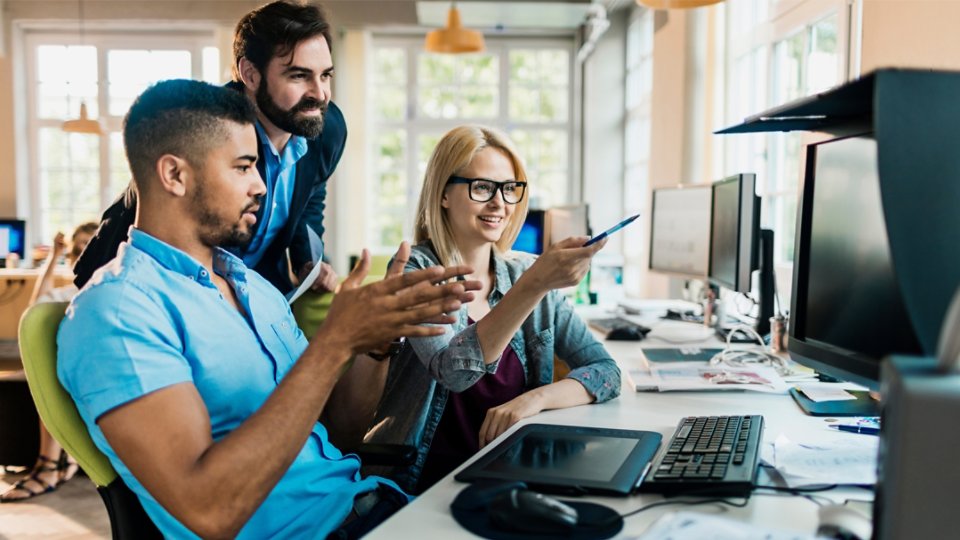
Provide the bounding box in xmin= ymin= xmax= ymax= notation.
xmin=708 ymin=174 xmax=759 ymax=293
xmin=0 ymin=219 xmax=26 ymax=263
xmin=649 ymin=185 xmax=711 ymax=277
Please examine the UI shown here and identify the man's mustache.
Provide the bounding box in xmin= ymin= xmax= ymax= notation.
xmin=293 ymin=98 xmax=327 ymax=114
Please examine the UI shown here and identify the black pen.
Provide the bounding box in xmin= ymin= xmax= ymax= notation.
xmin=828 ymin=424 xmax=879 ymax=435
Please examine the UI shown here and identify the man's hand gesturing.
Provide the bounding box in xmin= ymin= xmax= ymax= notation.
xmin=315 ymin=243 xmax=478 ymax=360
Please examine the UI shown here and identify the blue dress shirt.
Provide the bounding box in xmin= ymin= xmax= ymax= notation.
xmin=58 ymin=229 xmax=400 ymax=539
xmin=242 ymin=122 xmax=308 ymax=268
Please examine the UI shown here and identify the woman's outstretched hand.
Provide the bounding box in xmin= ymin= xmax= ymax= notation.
xmin=523 ymin=236 xmax=607 ymax=292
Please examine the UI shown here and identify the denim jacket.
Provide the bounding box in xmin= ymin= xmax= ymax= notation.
xmin=364 ymin=242 xmax=621 ymax=492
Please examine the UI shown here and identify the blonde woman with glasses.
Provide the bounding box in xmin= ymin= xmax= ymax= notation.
xmin=365 ymin=125 xmax=621 ymax=493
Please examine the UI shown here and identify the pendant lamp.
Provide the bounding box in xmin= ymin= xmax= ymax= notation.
xmin=424 ymin=3 xmax=485 ymax=54
xmin=636 ymin=0 xmax=724 ymax=8
xmin=62 ymin=0 xmax=103 ymax=135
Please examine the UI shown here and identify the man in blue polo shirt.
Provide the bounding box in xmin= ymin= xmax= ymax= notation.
xmin=57 ymin=80 xmax=476 ymax=539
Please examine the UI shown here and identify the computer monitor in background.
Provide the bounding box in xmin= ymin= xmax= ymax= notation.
xmin=707 ymin=174 xmax=774 ymax=336
xmin=545 ymin=204 xmax=589 ymax=247
xmin=708 ymin=174 xmax=759 ymax=293
xmin=0 ymin=219 xmax=26 ymax=264
xmin=649 ymin=186 xmax=711 ymax=277
xmin=513 ymin=209 xmax=546 ymax=255
xmin=789 ymin=133 xmax=923 ymax=400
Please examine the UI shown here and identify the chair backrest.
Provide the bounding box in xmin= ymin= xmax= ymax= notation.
xmin=291 ymin=275 xmax=383 ymax=338
xmin=18 ymin=301 xmax=118 ymax=488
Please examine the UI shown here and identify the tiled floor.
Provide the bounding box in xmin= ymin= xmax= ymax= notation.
xmin=0 ymin=468 xmax=109 ymax=539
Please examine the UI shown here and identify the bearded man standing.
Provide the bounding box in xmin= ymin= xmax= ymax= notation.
xmin=75 ymin=1 xmax=345 ymax=294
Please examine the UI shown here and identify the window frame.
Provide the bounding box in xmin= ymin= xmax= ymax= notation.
xmin=367 ymin=35 xmax=577 ymax=252
xmin=21 ymin=28 xmax=218 ymax=245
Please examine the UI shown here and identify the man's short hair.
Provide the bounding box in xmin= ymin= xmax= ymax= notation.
xmin=233 ymin=0 xmax=333 ymax=81
xmin=123 ymin=79 xmax=257 ymax=189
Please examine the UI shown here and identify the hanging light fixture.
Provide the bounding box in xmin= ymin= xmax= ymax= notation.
xmin=424 ymin=2 xmax=485 ymax=54
xmin=62 ymin=0 xmax=102 ymax=135
xmin=636 ymin=0 xmax=724 ymax=9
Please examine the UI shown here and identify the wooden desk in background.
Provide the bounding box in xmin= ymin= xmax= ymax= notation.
xmin=0 ymin=268 xmax=73 ymax=342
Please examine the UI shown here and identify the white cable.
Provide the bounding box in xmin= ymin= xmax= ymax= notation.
xmin=709 ymin=323 xmax=789 ymax=375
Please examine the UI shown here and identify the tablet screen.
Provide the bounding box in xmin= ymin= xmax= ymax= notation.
xmin=483 ymin=432 xmax=638 ymax=482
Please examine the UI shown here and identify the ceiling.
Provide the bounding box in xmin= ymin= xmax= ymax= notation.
xmin=1 ymin=1 xmax=625 ymax=31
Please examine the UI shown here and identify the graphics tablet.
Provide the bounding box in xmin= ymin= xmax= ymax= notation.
xmin=454 ymin=424 xmax=662 ymax=496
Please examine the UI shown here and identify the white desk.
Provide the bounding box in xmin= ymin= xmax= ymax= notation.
xmin=368 ymin=303 xmax=872 ymax=538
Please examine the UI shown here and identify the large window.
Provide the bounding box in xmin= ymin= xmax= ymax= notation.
xmin=723 ymin=0 xmax=847 ymax=266
xmin=622 ymin=9 xmax=654 ymax=294
xmin=24 ymin=31 xmax=219 ymax=243
xmin=368 ymin=37 xmax=574 ymax=252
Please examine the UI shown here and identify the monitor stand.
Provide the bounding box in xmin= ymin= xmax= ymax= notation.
xmin=789 ymin=387 xmax=880 ymax=417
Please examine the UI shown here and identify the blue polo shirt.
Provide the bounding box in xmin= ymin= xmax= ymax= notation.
xmin=58 ymin=229 xmax=400 ymax=539
xmin=242 ymin=122 xmax=308 ymax=268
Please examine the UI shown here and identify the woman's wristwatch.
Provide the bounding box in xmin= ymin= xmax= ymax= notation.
xmin=366 ymin=338 xmax=406 ymax=361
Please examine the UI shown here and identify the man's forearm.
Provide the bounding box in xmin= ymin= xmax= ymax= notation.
xmin=100 ymin=337 xmax=352 ymax=539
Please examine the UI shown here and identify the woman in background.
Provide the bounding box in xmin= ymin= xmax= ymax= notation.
xmin=1 ymin=222 xmax=97 ymax=502
xmin=365 ymin=126 xmax=621 ymax=493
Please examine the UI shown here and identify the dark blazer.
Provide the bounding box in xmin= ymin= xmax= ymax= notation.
xmin=73 ymin=87 xmax=347 ymax=294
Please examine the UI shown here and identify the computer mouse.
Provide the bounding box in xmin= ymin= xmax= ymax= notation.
xmin=607 ymin=325 xmax=646 ymax=341
xmin=488 ymin=488 xmax=579 ymax=534
xmin=816 ymin=503 xmax=872 ymax=540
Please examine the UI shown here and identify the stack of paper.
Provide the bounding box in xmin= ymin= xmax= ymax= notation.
xmin=628 ymin=363 xmax=790 ymax=394
xmin=761 ymin=434 xmax=878 ymax=488
xmin=635 ymin=511 xmax=818 ymax=540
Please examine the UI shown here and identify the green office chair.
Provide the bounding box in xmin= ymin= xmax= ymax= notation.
xmin=18 ymin=302 xmax=161 ymax=540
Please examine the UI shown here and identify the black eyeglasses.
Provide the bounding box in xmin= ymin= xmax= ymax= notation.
xmin=447 ymin=176 xmax=528 ymax=204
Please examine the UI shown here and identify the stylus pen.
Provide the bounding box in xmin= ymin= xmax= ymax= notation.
xmin=829 ymin=424 xmax=880 ymax=435
xmin=583 ymin=214 xmax=641 ymax=247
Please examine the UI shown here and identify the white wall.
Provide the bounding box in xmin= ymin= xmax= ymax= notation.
xmin=859 ymin=0 xmax=960 ymax=74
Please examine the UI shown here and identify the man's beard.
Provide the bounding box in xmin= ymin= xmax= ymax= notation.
xmin=192 ymin=177 xmax=260 ymax=249
xmin=256 ymin=79 xmax=326 ymax=138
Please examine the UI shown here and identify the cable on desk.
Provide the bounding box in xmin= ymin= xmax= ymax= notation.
xmin=708 ymin=323 xmax=791 ymax=376
xmin=616 ymin=496 xmax=750 ymax=522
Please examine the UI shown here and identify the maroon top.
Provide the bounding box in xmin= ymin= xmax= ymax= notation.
xmin=418 ymin=319 xmax=526 ymax=492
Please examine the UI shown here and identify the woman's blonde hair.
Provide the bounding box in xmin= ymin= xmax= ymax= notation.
xmin=414 ymin=125 xmax=529 ymax=267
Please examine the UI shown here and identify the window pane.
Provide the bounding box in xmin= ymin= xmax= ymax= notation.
xmin=375 ymin=48 xmax=407 ymax=84
xmin=773 ymin=31 xmax=804 ymax=105
xmin=417 ymin=133 xmax=443 ymax=183
xmin=509 ymin=51 xmax=538 ymax=83
xmin=109 ymin=132 xmax=131 ymax=198
xmin=202 ymin=46 xmax=221 ymax=83
xmin=419 ymin=86 xmax=458 ymax=119
xmin=419 ymin=54 xmax=456 ymax=85
xmin=373 ymin=129 xmax=406 ymax=249
xmin=538 ymin=50 xmax=569 ymax=86
xmin=509 ymin=87 xmax=539 ymax=122
xmin=808 ymin=14 xmax=839 ymax=94
xmin=376 ymin=87 xmax=407 ymax=120
xmin=108 ymin=49 xmax=191 ymax=116
xmin=37 ymin=45 xmax=97 ymax=84
xmin=460 ymin=55 xmax=497 ymax=85
xmin=539 ymin=88 xmax=567 ymax=122
xmin=460 ymin=86 xmax=497 ymax=118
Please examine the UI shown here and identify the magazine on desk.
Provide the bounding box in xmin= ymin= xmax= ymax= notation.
xmin=628 ymin=363 xmax=790 ymax=394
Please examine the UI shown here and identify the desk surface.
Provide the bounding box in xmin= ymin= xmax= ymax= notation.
xmin=368 ymin=302 xmax=871 ymax=538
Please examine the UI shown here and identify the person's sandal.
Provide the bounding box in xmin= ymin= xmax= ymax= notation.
xmin=0 ymin=455 xmax=61 ymax=503
xmin=58 ymin=450 xmax=80 ymax=484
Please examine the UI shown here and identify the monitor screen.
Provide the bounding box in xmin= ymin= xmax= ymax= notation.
xmin=0 ymin=219 xmax=26 ymax=260
xmin=513 ymin=209 xmax=545 ymax=255
xmin=545 ymin=204 xmax=589 ymax=247
xmin=709 ymin=174 xmax=759 ymax=293
xmin=649 ymin=186 xmax=711 ymax=277
xmin=789 ymin=135 xmax=922 ymax=388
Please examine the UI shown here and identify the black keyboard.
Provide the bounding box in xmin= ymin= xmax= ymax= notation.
xmin=588 ymin=317 xmax=650 ymax=334
xmin=640 ymin=415 xmax=764 ymax=496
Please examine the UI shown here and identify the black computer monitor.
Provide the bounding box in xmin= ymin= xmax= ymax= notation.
xmin=0 ymin=219 xmax=26 ymax=263
xmin=789 ymin=133 xmax=923 ymax=394
xmin=708 ymin=174 xmax=759 ymax=293
xmin=649 ymin=185 xmax=711 ymax=277
xmin=513 ymin=209 xmax=545 ymax=255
